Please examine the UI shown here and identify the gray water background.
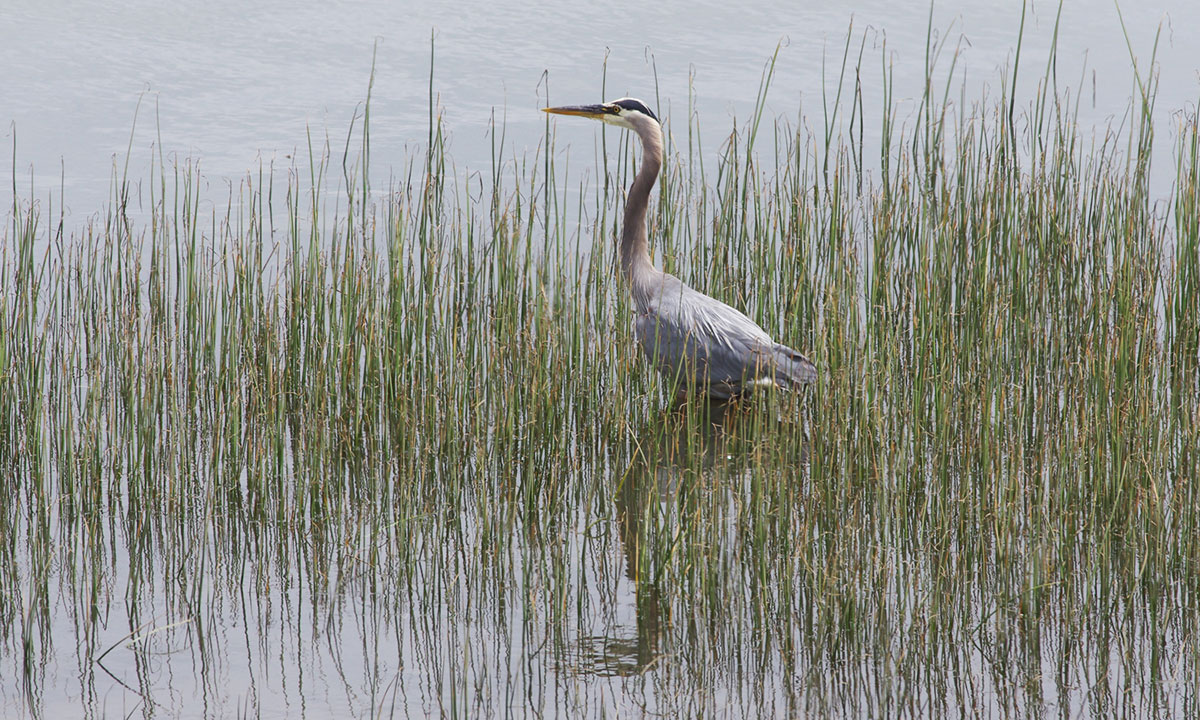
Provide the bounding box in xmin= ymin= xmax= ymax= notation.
xmin=3 ymin=0 xmax=1198 ymax=224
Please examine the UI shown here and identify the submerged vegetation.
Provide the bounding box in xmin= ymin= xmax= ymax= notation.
xmin=2 ymin=31 xmax=1199 ymax=719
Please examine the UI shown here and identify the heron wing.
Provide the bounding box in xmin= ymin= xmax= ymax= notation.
xmin=635 ymin=278 xmax=779 ymax=394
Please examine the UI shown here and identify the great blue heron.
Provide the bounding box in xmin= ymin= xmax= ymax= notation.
xmin=544 ymin=98 xmax=817 ymax=399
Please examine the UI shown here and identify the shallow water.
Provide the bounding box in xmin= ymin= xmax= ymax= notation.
xmin=8 ymin=395 xmax=1192 ymax=718
xmin=3 ymin=0 xmax=1198 ymax=216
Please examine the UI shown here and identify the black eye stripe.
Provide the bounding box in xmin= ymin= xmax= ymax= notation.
xmin=612 ymin=98 xmax=658 ymax=122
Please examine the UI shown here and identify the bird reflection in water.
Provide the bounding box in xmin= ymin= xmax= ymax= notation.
xmin=571 ymin=397 xmax=742 ymax=677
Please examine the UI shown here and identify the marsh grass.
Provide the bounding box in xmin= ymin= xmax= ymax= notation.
xmin=2 ymin=28 xmax=1199 ymax=719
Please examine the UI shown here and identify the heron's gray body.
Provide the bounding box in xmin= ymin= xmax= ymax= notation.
xmin=632 ymin=267 xmax=816 ymax=399
xmin=545 ymin=97 xmax=817 ymax=398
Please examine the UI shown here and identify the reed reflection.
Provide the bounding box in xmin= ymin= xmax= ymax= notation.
xmin=572 ymin=398 xmax=742 ymax=676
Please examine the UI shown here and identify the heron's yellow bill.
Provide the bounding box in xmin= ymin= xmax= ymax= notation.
xmin=542 ymin=104 xmax=616 ymax=119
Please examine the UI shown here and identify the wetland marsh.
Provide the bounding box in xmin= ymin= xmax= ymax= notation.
xmin=3 ymin=9 xmax=1200 ymax=719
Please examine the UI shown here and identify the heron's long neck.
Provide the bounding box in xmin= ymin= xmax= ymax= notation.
xmin=620 ymin=120 xmax=662 ymax=286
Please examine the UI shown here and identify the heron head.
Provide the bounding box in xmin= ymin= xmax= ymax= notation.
xmin=542 ymin=97 xmax=659 ymax=130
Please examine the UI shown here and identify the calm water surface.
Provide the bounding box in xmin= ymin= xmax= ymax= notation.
xmin=2 ymin=0 xmax=1198 ymax=217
